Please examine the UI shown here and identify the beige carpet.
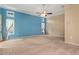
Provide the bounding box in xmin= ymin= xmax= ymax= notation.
xmin=0 ymin=36 xmax=79 ymax=55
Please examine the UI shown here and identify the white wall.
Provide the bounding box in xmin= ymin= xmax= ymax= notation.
xmin=47 ymin=14 xmax=64 ymax=37
xmin=64 ymin=4 xmax=79 ymax=46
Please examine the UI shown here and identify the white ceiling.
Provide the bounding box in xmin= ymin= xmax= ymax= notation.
xmin=0 ymin=4 xmax=64 ymax=17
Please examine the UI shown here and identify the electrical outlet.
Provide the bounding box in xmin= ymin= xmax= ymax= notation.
xmin=70 ymin=36 xmax=72 ymax=39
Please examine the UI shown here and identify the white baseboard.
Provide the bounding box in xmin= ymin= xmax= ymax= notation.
xmin=65 ymin=41 xmax=79 ymax=46
xmin=48 ymin=34 xmax=64 ymax=37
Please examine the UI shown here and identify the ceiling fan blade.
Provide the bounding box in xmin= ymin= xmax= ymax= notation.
xmin=47 ymin=13 xmax=53 ymax=15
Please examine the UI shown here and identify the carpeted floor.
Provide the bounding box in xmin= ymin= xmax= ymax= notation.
xmin=0 ymin=36 xmax=79 ymax=55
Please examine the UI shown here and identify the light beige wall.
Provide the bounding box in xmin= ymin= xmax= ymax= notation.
xmin=64 ymin=4 xmax=79 ymax=45
xmin=47 ymin=14 xmax=64 ymax=37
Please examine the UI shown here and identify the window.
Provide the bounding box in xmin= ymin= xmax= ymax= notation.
xmin=6 ymin=19 xmax=14 ymax=34
xmin=6 ymin=10 xmax=14 ymax=39
xmin=41 ymin=18 xmax=45 ymax=34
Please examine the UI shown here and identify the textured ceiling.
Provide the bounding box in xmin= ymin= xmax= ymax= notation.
xmin=0 ymin=4 xmax=64 ymax=17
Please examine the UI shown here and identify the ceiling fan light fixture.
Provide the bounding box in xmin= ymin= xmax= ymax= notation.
xmin=43 ymin=11 xmax=47 ymax=14
xmin=41 ymin=13 xmax=47 ymax=17
xmin=36 ymin=4 xmax=52 ymax=17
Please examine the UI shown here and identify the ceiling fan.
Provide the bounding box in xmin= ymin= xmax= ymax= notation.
xmin=36 ymin=4 xmax=53 ymax=17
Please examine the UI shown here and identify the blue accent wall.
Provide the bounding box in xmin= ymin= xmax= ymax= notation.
xmin=0 ymin=8 xmax=2 ymax=39
xmin=0 ymin=8 xmax=1 ymax=14
xmin=0 ymin=8 xmax=46 ymax=39
xmin=1 ymin=8 xmax=7 ymax=40
xmin=14 ymin=11 xmax=43 ymax=38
